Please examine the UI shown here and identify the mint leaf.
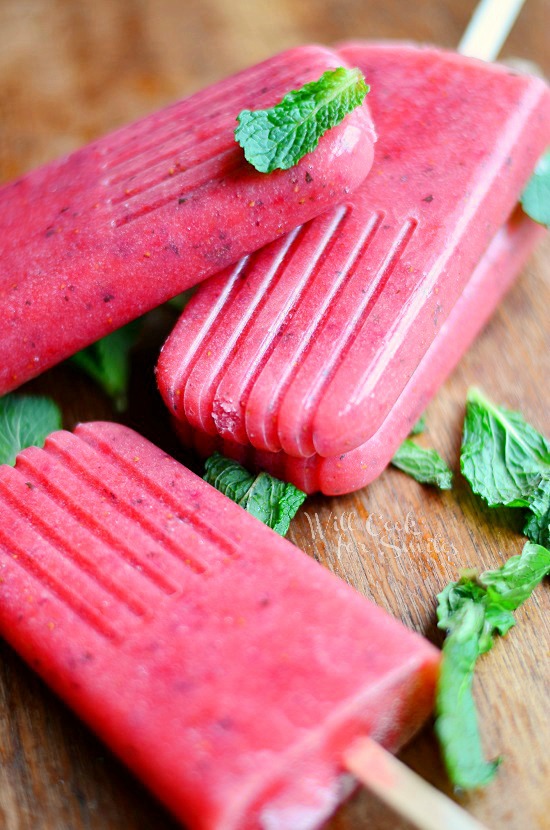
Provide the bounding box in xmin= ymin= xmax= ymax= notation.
xmin=0 ymin=394 xmax=62 ymax=466
xmin=479 ymin=542 xmax=550 ymax=611
xmin=523 ymin=478 xmax=550 ymax=547
xmin=435 ymin=594 xmax=501 ymax=790
xmin=461 ymin=387 xmax=550 ymax=507
xmin=235 ymin=67 xmax=369 ymax=173
xmin=204 ymin=452 xmax=254 ymax=504
xmin=410 ymin=414 xmax=426 ymax=435
xmin=391 ymin=439 xmax=453 ymax=489
xmin=461 ymin=388 xmax=550 ymax=545
xmin=70 ymin=321 xmax=141 ymax=411
xmin=204 ymin=452 xmax=306 ymax=535
xmin=435 ymin=542 xmax=550 ymax=790
xmin=521 ymin=148 xmax=550 ymax=228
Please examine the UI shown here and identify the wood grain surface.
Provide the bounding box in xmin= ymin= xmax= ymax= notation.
xmin=0 ymin=1 xmax=549 ymax=828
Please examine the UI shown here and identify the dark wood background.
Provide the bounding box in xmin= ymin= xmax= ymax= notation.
xmin=0 ymin=1 xmax=548 ymax=828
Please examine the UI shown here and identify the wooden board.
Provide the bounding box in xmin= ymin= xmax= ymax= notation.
xmin=0 ymin=1 xmax=548 ymax=828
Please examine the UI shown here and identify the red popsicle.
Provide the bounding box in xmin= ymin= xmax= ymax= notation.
xmin=0 ymin=422 xmax=439 ymax=829
xmin=0 ymin=46 xmax=375 ymax=395
xmin=170 ymin=204 xmax=545 ymax=494
xmin=157 ymin=42 xmax=549 ymax=464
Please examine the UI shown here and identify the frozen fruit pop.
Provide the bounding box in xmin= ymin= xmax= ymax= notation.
xmin=171 ymin=204 xmax=545 ymax=494
xmin=0 ymin=422 xmax=439 ymax=829
xmin=0 ymin=46 xmax=375 ymax=396
xmin=157 ymin=42 xmax=549 ymax=461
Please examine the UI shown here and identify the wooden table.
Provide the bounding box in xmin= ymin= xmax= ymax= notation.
xmin=0 ymin=1 xmax=548 ymax=828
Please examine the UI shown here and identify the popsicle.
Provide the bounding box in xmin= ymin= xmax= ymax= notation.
xmin=156 ymin=41 xmax=550 ymax=466
xmin=0 ymin=46 xmax=375 ymax=396
xmin=0 ymin=421 xmax=440 ymax=829
xmin=168 ymin=205 xmax=545 ymax=494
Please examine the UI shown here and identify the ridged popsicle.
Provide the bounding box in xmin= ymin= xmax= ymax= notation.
xmin=171 ymin=204 xmax=545 ymax=494
xmin=0 ymin=46 xmax=375 ymax=395
xmin=0 ymin=422 xmax=439 ymax=828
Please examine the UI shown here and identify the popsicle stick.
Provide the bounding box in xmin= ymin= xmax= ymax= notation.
xmin=344 ymin=738 xmax=490 ymax=830
xmin=458 ymin=0 xmax=526 ymax=61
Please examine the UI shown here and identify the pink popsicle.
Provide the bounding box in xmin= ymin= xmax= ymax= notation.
xmin=171 ymin=204 xmax=545 ymax=494
xmin=0 ymin=46 xmax=375 ymax=395
xmin=157 ymin=42 xmax=549 ymax=462
xmin=0 ymin=422 xmax=439 ymax=829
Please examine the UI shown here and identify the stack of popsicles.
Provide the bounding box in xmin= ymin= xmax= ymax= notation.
xmin=157 ymin=41 xmax=550 ymax=495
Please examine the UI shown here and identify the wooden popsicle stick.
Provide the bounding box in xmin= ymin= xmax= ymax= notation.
xmin=458 ymin=0 xmax=527 ymax=61
xmin=344 ymin=738 xmax=490 ymax=830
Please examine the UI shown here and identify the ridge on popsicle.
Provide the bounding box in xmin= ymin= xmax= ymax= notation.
xmin=0 ymin=45 xmax=376 ymax=397
xmin=156 ymin=40 xmax=550 ymax=493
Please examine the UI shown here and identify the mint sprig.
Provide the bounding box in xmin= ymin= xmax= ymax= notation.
xmin=392 ymin=438 xmax=453 ymax=490
xmin=435 ymin=541 xmax=550 ymax=790
xmin=70 ymin=321 xmax=141 ymax=411
xmin=521 ymin=148 xmax=550 ymax=228
xmin=410 ymin=414 xmax=427 ymax=436
xmin=0 ymin=394 xmax=62 ymax=466
xmin=461 ymin=387 xmax=550 ymax=543
xmin=522 ymin=478 xmax=550 ymax=547
xmin=235 ymin=67 xmax=369 ymax=173
xmin=204 ymin=452 xmax=306 ymax=536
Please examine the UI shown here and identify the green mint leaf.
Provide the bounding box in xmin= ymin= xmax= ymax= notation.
xmin=391 ymin=438 xmax=453 ymax=489
xmin=203 ymin=452 xmax=255 ymax=504
xmin=479 ymin=542 xmax=550 ymax=611
xmin=410 ymin=414 xmax=426 ymax=435
xmin=435 ymin=596 xmax=502 ymax=790
xmin=461 ymin=388 xmax=550 ymax=542
xmin=461 ymin=387 xmax=550 ymax=507
xmin=435 ymin=542 xmax=550 ymax=790
xmin=523 ymin=477 xmax=550 ymax=547
xmin=479 ymin=602 xmax=516 ymax=649
xmin=436 ymin=578 xmax=486 ymax=631
xmin=204 ymin=452 xmax=306 ymax=536
xmin=235 ymin=67 xmax=369 ymax=173
xmin=521 ymin=148 xmax=550 ymax=228
xmin=0 ymin=394 xmax=62 ymax=466
xmin=70 ymin=321 xmax=141 ymax=411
